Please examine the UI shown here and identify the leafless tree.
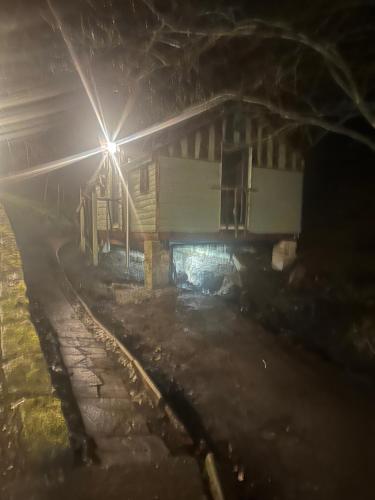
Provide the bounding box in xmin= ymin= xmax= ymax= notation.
xmin=1 ymin=0 xmax=375 ymax=158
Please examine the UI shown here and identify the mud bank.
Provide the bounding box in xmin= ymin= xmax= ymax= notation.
xmin=0 ymin=202 xmax=70 ymax=499
xmin=61 ymin=241 xmax=375 ymax=500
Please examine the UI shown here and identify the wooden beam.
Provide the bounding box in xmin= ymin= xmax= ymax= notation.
xmin=92 ymin=189 xmax=99 ymax=266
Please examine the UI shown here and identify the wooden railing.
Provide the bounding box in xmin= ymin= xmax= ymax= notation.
xmin=220 ymin=186 xmax=248 ymax=238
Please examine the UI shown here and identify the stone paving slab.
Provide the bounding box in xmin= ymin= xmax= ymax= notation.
xmin=60 ymin=346 xmax=108 ymax=358
xmin=69 ymin=367 xmax=103 ymax=387
xmin=62 ymin=354 xmax=95 ymax=369
xmin=78 ymin=399 xmax=148 ymax=437
xmin=57 ymin=337 xmax=100 ymax=348
xmin=95 ymin=435 xmax=169 ymax=467
xmin=72 ymin=382 xmax=129 ymax=399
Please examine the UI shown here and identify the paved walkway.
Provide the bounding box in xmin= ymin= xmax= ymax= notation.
xmin=6 ymin=202 xmax=206 ymax=500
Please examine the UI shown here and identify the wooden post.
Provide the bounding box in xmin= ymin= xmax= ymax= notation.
xmin=79 ymin=189 xmax=86 ymax=254
xmin=234 ymin=187 xmax=238 ymax=239
xmin=246 ymin=146 xmax=253 ymax=231
xmin=222 ymin=118 xmax=227 ymax=144
xmin=126 ymin=175 xmax=130 ymax=270
xmin=245 ymin=117 xmax=252 ymax=145
xmin=43 ymin=174 xmax=49 ymax=203
xmin=292 ymin=152 xmax=297 ymax=170
xmin=267 ymin=136 xmax=273 ymax=168
xmin=92 ymin=189 xmax=99 ymax=266
xmin=208 ymin=124 xmax=215 ymax=161
xmin=257 ymin=126 xmax=263 ymax=166
xmin=180 ymin=136 xmax=188 ymax=158
xmin=194 ymin=131 xmax=202 ymax=159
xmin=279 ymin=141 xmax=286 ymax=170
xmin=144 ymin=240 xmax=170 ymax=289
xmin=57 ymin=183 xmax=60 ymax=214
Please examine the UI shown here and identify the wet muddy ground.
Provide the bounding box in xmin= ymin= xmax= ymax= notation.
xmin=61 ymin=242 xmax=375 ymax=500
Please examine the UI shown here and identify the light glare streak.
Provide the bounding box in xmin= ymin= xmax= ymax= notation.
xmin=0 ymin=145 xmax=103 ymax=186
xmin=47 ymin=0 xmax=109 ymax=141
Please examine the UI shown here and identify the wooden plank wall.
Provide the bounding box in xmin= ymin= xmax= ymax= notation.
xmin=96 ymin=163 xmax=123 ymax=232
xmin=128 ymin=162 xmax=157 ymax=233
xmin=159 ymin=111 xmax=305 ymax=172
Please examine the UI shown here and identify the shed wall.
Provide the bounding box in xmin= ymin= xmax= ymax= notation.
xmin=158 ymin=156 xmax=221 ymax=233
xmin=128 ymin=162 xmax=157 ymax=233
xmin=248 ymin=167 xmax=303 ymax=234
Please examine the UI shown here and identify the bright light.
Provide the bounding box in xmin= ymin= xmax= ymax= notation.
xmin=106 ymin=141 xmax=118 ymax=155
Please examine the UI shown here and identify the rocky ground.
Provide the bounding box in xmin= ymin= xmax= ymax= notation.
xmin=61 ymin=241 xmax=375 ymax=500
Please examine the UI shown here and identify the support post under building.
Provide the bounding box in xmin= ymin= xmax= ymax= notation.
xmin=92 ymin=190 xmax=99 ymax=266
xmin=144 ymin=241 xmax=170 ymax=290
xmin=79 ymin=189 xmax=86 ymax=254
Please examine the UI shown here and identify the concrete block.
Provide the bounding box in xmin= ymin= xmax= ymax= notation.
xmin=272 ymin=240 xmax=297 ymax=271
xmin=144 ymin=240 xmax=170 ymax=290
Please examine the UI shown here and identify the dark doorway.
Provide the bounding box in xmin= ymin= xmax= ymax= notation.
xmin=220 ymin=147 xmax=248 ymax=228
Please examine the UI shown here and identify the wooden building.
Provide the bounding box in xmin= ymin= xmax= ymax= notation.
xmin=79 ymin=95 xmax=304 ymax=284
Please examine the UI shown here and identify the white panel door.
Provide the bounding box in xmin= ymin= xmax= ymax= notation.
xmin=159 ymin=156 xmax=221 ymax=233
xmin=248 ymin=167 xmax=303 ymax=234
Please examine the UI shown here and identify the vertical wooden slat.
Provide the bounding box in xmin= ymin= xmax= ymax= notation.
xmin=245 ymin=118 xmax=252 ymax=144
xmin=234 ymin=129 xmax=240 ymax=145
xmin=43 ymin=175 xmax=49 ymax=203
xmin=292 ymin=152 xmax=297 ymax=170
xmin=279 ymin=141 xmax=286 ymax=170
xmin=267 ymin=136 xmax=273 ymax=168
xmin=246 ymin=146 xmax=253 ymax=231
xmin=180 ymin=136 xmax=188 ymax=158
xmin=234 ymin=187 xmax=238 ymax=239
xmin=126 ymin=174 xmax=130 ymax=269
xmin=222 ymin=118 xmax=227 ymax=144
xmin=194 ymin=131 xmax=202 ymax=159
xmin=79 ymin=188 xmax=86 ymax=254
xmin=208 ymin=124 xmax=215 ymax=161
xmin=57 ymin=184 xmax=60 ymax=214
xmin=257 ymin=126 xmax=263 ymax=166
xmin=92 ymin=189 xmax=99 ymax=266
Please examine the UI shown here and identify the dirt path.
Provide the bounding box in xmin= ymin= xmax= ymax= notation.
xmin=61 ymin=244 xmax=375 ymax=500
